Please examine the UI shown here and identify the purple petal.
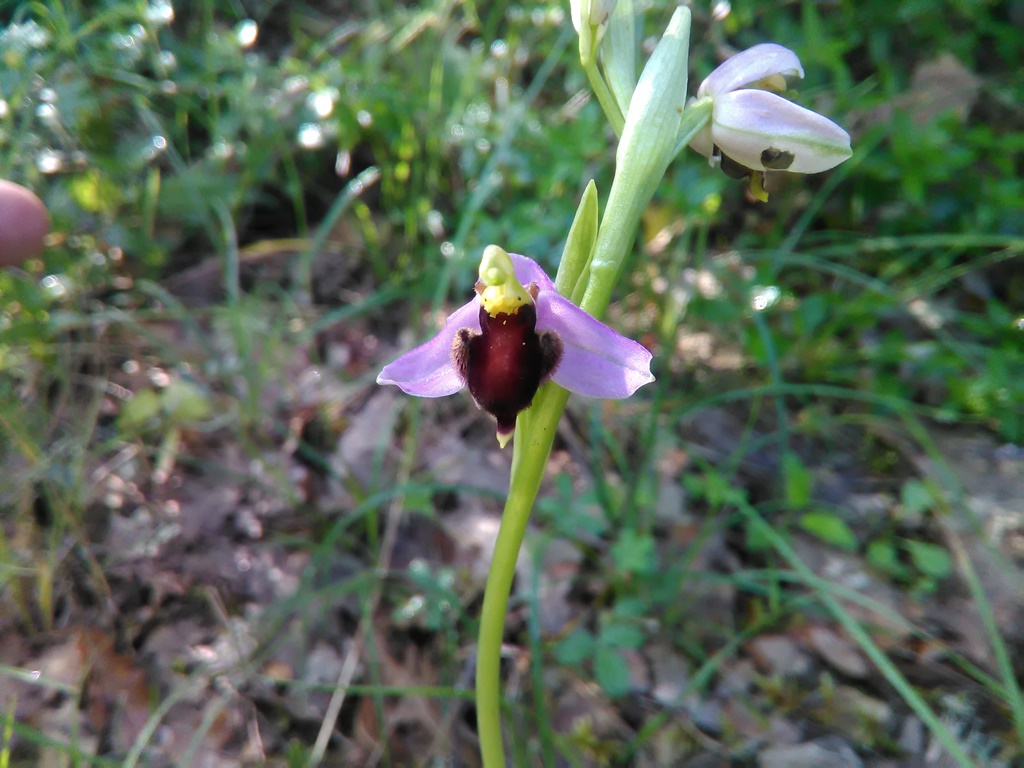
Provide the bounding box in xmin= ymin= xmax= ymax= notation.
xmin=509 ymin=252 xmax=556 ymax=292
xmin=698 ymin=43 xmax=804 ymax=99
xmin=712 ymin=89 xmax=852 ymax=173
xmin=536 ymin=292 xmax=654 ymax=398
xmin=376 ymin=298 xmax=481 ymax=397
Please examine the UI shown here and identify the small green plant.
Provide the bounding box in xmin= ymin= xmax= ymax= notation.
xmin=864 ymin=479 xmax=953 ymax=594
xmin=391 ymin=559 xmax=460 ymax=633
xmin=554 ymin=599 xmax=647 ymax=699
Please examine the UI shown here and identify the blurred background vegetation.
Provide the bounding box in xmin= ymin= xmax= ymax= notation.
xmin=1 ymin=0 xmax=1022 ymax=765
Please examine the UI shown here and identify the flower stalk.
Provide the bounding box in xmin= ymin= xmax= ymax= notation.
xmin=475 ymin=383 xmax=571 ymax=767
xmin=572 ymin=0 xmax=626 ymax=134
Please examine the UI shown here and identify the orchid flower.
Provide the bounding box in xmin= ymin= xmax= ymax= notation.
xmin=689 ymin=43 xmax=852 ymax=200
xmin=377 ymin=245 xmax=654 ymax=447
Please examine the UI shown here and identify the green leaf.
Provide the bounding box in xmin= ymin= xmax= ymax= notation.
xmin=799 ymin=512 xmax=857 ymax=551
xmin=402 ymin=487 xmax=435 ymax=516
xmin=599 ymin=620 xmax=644 ymax=650
xmin=610 ymin=530 xmax=656 ymax=575
xmin=594 ymin=645 xmax=632 ymax=698
xmin=866 ymin=538 xmax=902 ymax=576
xmin=392 ymin=595 xmax=424 ymax=624
xmin=904 ymin=539 xmax=952 ymax=579
xmin=699 ymin=470 xmax=747 ymax=508
xmin=611 ymin=597 xmax=647 ymax=618
xmin=162 ymin=378 xmax=211 ymax=422
xmin=118 ymin=389 xmax=162 ymax=432
xmin=797 ymin=294 xmax=830 ymax=335
xmin=745 ymin=523 xmax=773 ymax=552
xmin=900 ymin=480 xmax=933 ymax=518
xmin=783 ymin=452 xmax=813 ymax=507
xmin=68 ymin=169 xmax=122 ymax=215
xmin=554 ymin=629 xmax=595 ymax=666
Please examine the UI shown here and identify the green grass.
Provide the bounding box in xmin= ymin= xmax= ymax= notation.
xmin=2 ymin=0 xmax=1023 ymax=765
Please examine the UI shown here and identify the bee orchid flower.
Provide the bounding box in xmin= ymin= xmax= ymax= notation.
xmin=690 ymin=43 xmax=852 ymax=200
xmin=377 ymin=245 xmax=654 ymax=447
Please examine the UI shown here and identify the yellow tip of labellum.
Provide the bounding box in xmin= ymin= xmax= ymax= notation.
xmin=496 ymin=429 xmax=513 ymax=449
xmin=749 ymin=171 xmax=769 ymax=202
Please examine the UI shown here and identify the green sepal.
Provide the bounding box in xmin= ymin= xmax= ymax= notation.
xmin=554 ymin=179 xmax=600 ymax=303
xmin=602 ymin=0 xmax=636 ymax=119
xmin=672 ymin=95 xmax=714 ymax=159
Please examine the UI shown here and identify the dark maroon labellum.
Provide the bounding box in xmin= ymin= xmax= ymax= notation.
xmin=452 ymin=304 xmax=562 ymax=440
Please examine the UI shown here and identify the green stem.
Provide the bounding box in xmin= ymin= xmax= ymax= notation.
xmin=577 ymin=19 xmax=624 ymax=136
xmin=475 ymin=386 xmax=570 ymax=768
xmin=583 ymin=60 xmax=625 ymax=136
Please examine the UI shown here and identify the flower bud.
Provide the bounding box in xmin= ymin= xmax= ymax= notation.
xmin=570 ymin=0 xmax=618 ymax=36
